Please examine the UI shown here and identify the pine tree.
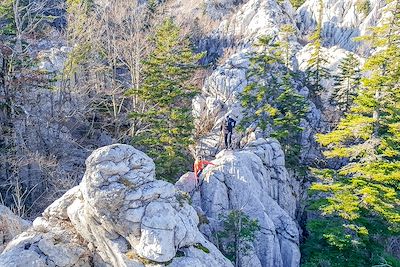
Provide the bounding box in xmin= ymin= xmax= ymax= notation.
xmin=241 ymin=36 xmax=283 ymax=131
xmin=330 ymin=53 xmax=361 ymax=114
xmin=130 ymin=19 xmax=204 ymax=182
xmin=280 ymin=24 xmax=296 ymax=70
xmin=308 ymin=0 xmax=400 ymax=264
xmin=217 ymin=210 xmax=260 ymax=267
xmin=355 ymin=0 xmax=371 ymax=16
xmin=273 ymin=74 xmax=309 ymax=167
xmin=240 ymin=35 xmax=308 ymax=168
xmin=64 ymin=0 xmax=93 ymax=75
xmin=306 ymin=0 xmax=330 ymax=104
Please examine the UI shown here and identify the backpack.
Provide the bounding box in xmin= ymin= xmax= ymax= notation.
xmin=223 ymin=118 xmax=235 ymax=132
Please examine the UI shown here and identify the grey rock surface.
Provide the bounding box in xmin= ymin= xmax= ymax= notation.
xmin=178 ymin=138 xmax=301 ymax=267
xmin=0 ymin=205 xmax=31 ymax=253
xmin=297 ymin=0 xmax=388 ymax=53
xmin=0 ymin=144 xmax=232 ymax=267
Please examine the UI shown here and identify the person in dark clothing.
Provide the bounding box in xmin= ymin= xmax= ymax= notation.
xmin=220 ymin=114 xmax=236 ymax=149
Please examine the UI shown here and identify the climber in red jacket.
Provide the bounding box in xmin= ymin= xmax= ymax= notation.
xmin=193 ymin=156 xmax=216 ymax=184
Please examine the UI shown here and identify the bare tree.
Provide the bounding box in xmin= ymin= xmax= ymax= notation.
xmin=64 ymin=0 xmax=154 ymax=141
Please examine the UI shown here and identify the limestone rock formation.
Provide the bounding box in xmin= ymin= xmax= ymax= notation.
xmin=191 ymin=0 xmax=388 ymax=161
xmin=214 ymin=0 xmax=297 ymax=44
xmin=297 ymin=0 xmax=388 ymax=53
xmin=0 ymin=205 xmax=31 ymax=254
xmin=177 ymin=138 xmax=302 ymax=267
xmin=0 ymin=144 xmax=232 ymax=267
xmin=190 ymin=0 xmax=307 ymax=159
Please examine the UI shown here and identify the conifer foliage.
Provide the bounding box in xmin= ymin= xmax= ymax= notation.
xmin=217 ymin=210 xmax=260 ymax=267
xmin=306 ymin=0 xmax=330 ymax=104
xmin=130 ymin=19 xmax=204 ymax=182
xmin=307 ymin=0 xmax=400 ymax=264
xmin=330 ymin=53 xmax=361 ymax=114
xmin=240 ymin=33 xmax=308 ymax=168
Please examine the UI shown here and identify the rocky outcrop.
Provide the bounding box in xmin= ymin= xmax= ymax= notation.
xmin=186 ymin=2 xmax=390 ymax=266
xmin=297 ymin=0 xmax=388 ymax=53
xmin=188 ymin=4 xmax=309 ymax=266
xmin=191 ymin=0 xmax=308 ymax=158
xmin=0 ymin=144 xmax=232 ymax=267
xmin=191 ymin=0 xmax=386 ymax=165
xmin=0 ymin=205 xmax=31 ymax=254
xmin=214 ymin=0 xmax=297 ymax=44
xmin=177 ymin=138 xmax=302 ymax=267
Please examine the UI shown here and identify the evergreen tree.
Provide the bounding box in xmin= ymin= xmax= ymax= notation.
xmin=306 ymin=0 xmax=400 ymax=264
xmin=240 ymin=35 xmax=308 ymax=168
xmin=0 ymin=0 xmax=15 ymax=36
xmin=217 ymin=210 xmax=261 ymax=267
xmin=280 ymin=24 xmax=296 ymax=70
xmin=306 ymin=0 xmax=330 ymax=104
xmin=130 ymin=19 xmax=204 ymax=182
xmin=355 ymin=0 xmax=371 ymax=16
xmin=273 ymin=74 xmax=309 ymax=167
xmin=330 ymin=53 xmax=361 ymax=114
xmin=64 ymin=0 xmax=93 ymax=75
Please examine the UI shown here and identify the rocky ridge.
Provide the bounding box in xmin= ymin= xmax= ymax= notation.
xmin=177 ymin=138 xmax=301 ymax=267
xmin=0 ymin=139 xmax=300 ymax=267
xmin=187 ymin=1 xmax=389 ymax=266
xmin=191 ymin=0 xmax=388 ymax=159
xmin=0 ymin=144 xmax=232 ymax=267
xmin=297 ymin=0 xmax=388 ymax=53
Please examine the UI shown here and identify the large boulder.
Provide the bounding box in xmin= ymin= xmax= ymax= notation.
xmin=0 ymin=144 xmax=232 ymax=267
xmin=177 ymin=138 xmax=302 ymax=267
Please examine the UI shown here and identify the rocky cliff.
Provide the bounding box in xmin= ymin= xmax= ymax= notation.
xmin=185 ymin=1 xmax=390 ymax=266
xmin=297 ymin=0 xmax=387 ymax=53
xmin=0 ymin=145 xmax=232 ymax=267
xmin=190 ymin=0 xmax=389 ymax=156
xmin=0 ymin=141 xmax=302 ymax=267
xmin=177 ymin=138 xmax=302 ymax=267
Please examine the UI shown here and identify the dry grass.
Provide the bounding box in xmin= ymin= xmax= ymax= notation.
xmin=194 ymin=113 xmax=218 ymax=139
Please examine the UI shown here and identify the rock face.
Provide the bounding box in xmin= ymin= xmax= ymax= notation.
xmin=185 ymin=1 xmax=389 ymax=266
xmin=191 ymin=0 xmax=306 ymax=159
xmin=297 ymin=0 xmax=388 ymax=53
xmin=214 ymin=0 xmax=297 ymax=43
xmin=177 ymin=138 xmax=301 ymax=267
xmin=191 ymin=0 xmax=388 ymax=159
xmin=0 ymin=205 xmax=31 ymax=254
xmin=0 ymin=144 xmax=232 ymax=267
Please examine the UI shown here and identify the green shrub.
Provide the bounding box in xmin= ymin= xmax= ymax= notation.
xmin=355 ymin=0 xmax=370 ymax=15
xmin=277 ymin=0 xmax=306 ymax=8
